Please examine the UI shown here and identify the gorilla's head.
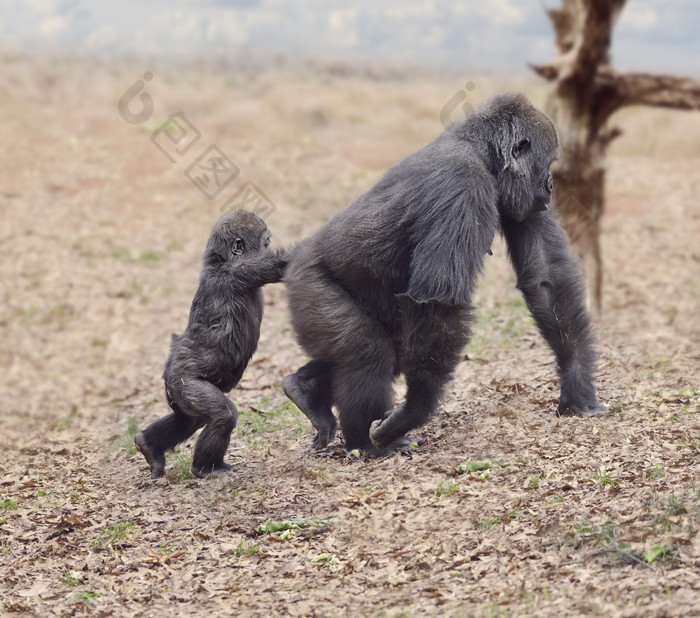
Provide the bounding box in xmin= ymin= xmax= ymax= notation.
xmin=204 ymin=209 xmax=271 ymax=265
xmin=465 ymin=93 xmax=560 ymax=222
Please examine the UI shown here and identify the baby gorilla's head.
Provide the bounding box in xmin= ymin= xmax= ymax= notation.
xmin=205 ymin=210 xmax=271 ymax=264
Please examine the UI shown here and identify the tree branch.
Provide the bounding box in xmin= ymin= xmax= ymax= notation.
xmin=559 ymin=0 xmax=626 ymax=89
xmin=596 ymin=67 xmax=700 ymax=111
xmin=529 ymin=62 xmax=560 ymax=81
xmin=546 ymin=0 xmax=581 ymax=55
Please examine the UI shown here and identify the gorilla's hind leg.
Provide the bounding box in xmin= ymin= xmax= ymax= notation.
xmin=190 ymin=392 xmax=238 ymax=479
xmin=135 ymin=412 xmax=203 ymax=479
xmin=166 ymin=377 xmax=238 ymax=479
xmin=134 ymin=432 xmax=166 ymax=479
xmin=283 ymin=359 xmax=336 ymax=449
xmin=334 ymin=360 xmax=396 ymax=455
xmin=370 ymin=302 xmax=469 ymax=451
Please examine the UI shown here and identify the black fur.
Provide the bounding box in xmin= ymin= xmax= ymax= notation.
xmin=135 ymin=210 xmax=287 ymax=478
xmin=284 ymin=92 xmax=605 ymax=454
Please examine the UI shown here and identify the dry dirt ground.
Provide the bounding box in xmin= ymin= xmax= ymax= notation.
xmin=1 ymin=56 xmax=699 ymax=617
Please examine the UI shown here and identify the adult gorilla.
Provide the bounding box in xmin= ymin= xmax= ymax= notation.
xmin=283 ymin=93 xmax=606 ymax=455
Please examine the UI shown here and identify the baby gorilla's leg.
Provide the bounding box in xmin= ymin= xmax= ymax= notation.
xmin=135 ymin=412 xmax=203 ymax=479
xmin=181 ymin=379 xmax=238 ymax=479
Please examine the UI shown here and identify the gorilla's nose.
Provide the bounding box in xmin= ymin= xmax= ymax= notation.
xmin=545 ymin=174 xmax=553 ymax=195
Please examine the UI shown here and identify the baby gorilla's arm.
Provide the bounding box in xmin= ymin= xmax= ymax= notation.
xmin=226 ymin=249 xmax=288 ymax=288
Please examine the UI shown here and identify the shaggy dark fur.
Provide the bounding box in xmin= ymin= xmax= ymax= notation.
xmin=283 ymin=93 xmax=605 ymax=455
xmin=135 ymin=210 xmax=287 ymax=478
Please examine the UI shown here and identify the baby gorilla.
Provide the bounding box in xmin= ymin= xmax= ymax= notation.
xmin=135 ymin=210 xmax=286 ymax=479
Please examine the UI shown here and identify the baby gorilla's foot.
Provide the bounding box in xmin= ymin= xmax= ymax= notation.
xmin=134 ymin=433 xmax=166 ymax=479
xmin=283 ymin=373 xmax=336 ymax=449
xmin=191 ymin=461 xmax=235 ymax=479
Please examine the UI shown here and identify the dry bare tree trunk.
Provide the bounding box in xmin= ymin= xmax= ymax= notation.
xmin=531 ymin=0 xmax=700 ymax=310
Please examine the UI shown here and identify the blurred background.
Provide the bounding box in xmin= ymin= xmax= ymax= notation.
xmin=2 ymin=0 xmax=699 ymax=75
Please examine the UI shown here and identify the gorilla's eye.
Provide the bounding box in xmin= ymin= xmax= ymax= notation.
xmin=512 ymin=139 xmax=531 ymax=159
xmin=232 ymin=238 xmax=244 ymax=256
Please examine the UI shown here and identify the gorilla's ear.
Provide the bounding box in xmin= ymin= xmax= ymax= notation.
xmin=232 ymin=238 xmax=244 ymax=256
xmin=406 ymin=187 xmax=497 ymax=304
xmin=493 ymin=121 xmax=525 ymax=173
xmin=512 ymin=138 xmax=530 ymax=159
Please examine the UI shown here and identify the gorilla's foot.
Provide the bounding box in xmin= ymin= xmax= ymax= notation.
xmin=364 ymin=422 xmax=424 ymax=457
xmin=134 ymin=432 xmax=166 ymax=479
xmin=283 ymin=373 xmax=336 ymax=449
xmin=191 ymin=461 xmax=235 ymax=479
xmin=557 ymin=402 xmax=608 ymax=418
xmin=312 ymin=431 xmax=333 ymax=450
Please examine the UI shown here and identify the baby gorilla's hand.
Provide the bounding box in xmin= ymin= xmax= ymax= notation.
xmin=273 ymin=247 xmax=294 ymax=278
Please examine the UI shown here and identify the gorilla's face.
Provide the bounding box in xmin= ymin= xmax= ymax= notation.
xmin=485 ymin=95 xmax=560 ymax=222
xmin=531 ymin=167 xmax=554 ymax=215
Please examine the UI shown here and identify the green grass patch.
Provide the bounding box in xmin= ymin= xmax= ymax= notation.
xmin=111 ymin=246 xmax=132 ymax=262
xmin=92 ymin=520 xmax=137 ymax=549
xmin=466 ymin=299 xmax=534 ymax=359
xmin=44 ymin=302 xmax=73 ymax=329
xmin=435 ymin=480 xmax=460 ymax=497
xmin=648 ymin=464 xmax=666 ymax=480
xmin=171 ymin=447 xmax=195 ymax=480
xmin=109 ymin=416 xmax=140 ymax=456
xmin=568 ymin=519 xmax=646 ymax=565
xmin=234 ymin=539 xmax=259 ymax=558
xmin=302 ymin=463 xmax=331 ymax=480
xmin=311 ymin=552 xmax=339 ymax=571
xmin=61 ymin=572 xmax=83 ymax=587
xmin=256 ymin=518 xmax=340 ymax=535
xmin=167 ymin=238 xmax=184 ymax=252
xmin=138 ymin=249 xmax=160 ymax=266
xmin=593 ymin=465 xmax=619 ymax=487
xmin=476 ymin=517 xmax=501 ymax=530
xmin=528 ymin=474 xmax=544 ymax=487
xmin=457 ymin=460 xmax=493 ymax=474
xmin=76 ymin=591 xmax=101 ymax=603
xmin=54 ymin=404 xmax=78 ymax=431
xmin=237 ymin=396 xmax=306 ymax=445
xmin=665 ymin=495 xmax=687 ymax=516
xmin=566 ymin=516 xmax=680 ymax=567
xmin=1 ymin=498 xmax=18 ymax=510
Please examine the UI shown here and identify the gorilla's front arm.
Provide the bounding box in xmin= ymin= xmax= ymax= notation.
xmin=367 ymin=184 xmax=496 ymax=451
xmin=501 ymin=211 xmax=606 ymax=416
